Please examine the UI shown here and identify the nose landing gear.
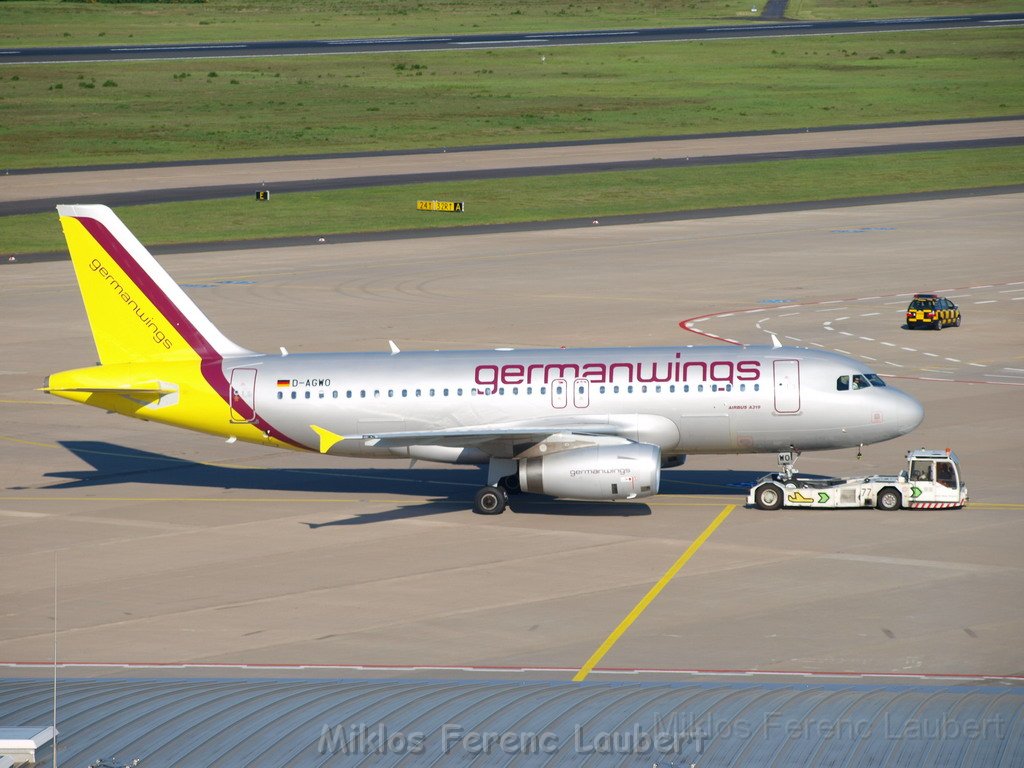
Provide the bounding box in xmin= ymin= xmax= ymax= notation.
xmin=777 ymin=447 xmax=800 ymax=481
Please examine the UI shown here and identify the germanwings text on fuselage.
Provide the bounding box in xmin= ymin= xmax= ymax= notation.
xmin=474 ymin=356 xmax=760 ymax=388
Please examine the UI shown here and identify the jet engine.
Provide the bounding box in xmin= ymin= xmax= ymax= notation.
xmin=518 ymin=442 xmax=661 ymax=500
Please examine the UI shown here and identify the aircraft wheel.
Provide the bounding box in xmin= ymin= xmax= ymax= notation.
xmin=754 ymin=483 xmax=783 ymax=511
xmin=473 ymin=486 xmax=507 ymax=515
xmin=876 ymin=487 xmax=902 ymax=511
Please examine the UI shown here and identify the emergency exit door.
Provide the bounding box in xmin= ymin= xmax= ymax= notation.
xmin=773 ymin=359 xmax=801 ymax=414
xmin=573 ymin=378 xmax=590 ymax=408
xmin=551 ymin=378 xmax=567 ymax=409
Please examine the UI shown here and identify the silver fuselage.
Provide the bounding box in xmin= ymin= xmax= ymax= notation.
xmin=220 ymin=344 xmax=924 ymax=462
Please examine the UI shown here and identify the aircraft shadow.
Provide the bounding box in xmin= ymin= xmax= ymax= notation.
xmin=30 ymin=441 xmax=767 ymax=525
xmin=306 ymin=496 xmax=655 ymax=526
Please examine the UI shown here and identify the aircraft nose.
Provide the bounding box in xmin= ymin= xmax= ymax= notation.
xmin=895 ymin=391 xmax=925 ymax=434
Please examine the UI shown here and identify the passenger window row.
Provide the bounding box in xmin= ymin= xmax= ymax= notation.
xmin=275 ymin=383 xmax=761 ymax=400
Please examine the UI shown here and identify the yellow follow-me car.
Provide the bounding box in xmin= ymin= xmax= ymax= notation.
xmin=906 ymin=293 xmax=961 ymax=330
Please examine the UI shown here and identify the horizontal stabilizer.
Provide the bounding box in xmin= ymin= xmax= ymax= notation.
xmin=41 ymin=385 xmax=174 ymax=396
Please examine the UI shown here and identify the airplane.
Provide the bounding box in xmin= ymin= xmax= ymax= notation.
xmin=46 ymin=204 xmax=925 ymax=515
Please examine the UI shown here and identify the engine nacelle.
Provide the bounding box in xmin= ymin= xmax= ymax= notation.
xmin=518 ymin=442 xmax=661 ymax=501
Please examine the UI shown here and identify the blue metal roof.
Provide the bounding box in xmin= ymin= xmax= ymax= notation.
xmin=1 ymin=678 xmax=1021 ymax=767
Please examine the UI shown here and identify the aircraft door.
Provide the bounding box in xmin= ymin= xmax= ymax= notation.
xmin=573 ymin=378 xmax=590 ymax=408
xmin=773 ymin=359 xmax=801 ymax=414
xmin=551 ymin=378 xmax=567 ymax=409
xmin=229 ymin=367 xmax=258 ymax=423
xmin=927 ymin=459 xmax=961 ymax=504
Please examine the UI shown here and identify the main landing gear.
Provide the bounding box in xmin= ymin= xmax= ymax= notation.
xmin=473 ymin=486 xmax=508 ymax=515
xmin=472 ymin=459 xmax=519 ymax=515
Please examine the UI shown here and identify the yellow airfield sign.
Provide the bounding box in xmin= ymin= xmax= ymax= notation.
xmin=417 ymin=200 xmax=464 ymax=212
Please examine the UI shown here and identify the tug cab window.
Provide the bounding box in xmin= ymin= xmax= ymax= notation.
xmin=935 ymin=461 xmax=958 ymax=489
xmin=910 ymin=461 xmax=933 ymax=482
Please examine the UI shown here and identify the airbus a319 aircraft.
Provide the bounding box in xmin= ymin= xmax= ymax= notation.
xmin=47 ymin=205 xmax=924 ymax=514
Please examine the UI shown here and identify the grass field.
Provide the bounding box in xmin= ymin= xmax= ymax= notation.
xmin=5 ymin=146 xmax=1022 ymax=256
xmin=790 ymin=0 xmax=1023 ymax=20
xmin=0 ymin=1 xmax=764 ymax=48
xmin=2 ymin=29 xmax=1022 ymax=169
xmin=2 ymin=0 xmax=1020 ymax=47
xmin=2 ymin=2 xmax=1021 ymax=254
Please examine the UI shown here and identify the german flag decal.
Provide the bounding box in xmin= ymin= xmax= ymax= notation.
xmin=277 ymin=379 xmax=290 ymax=388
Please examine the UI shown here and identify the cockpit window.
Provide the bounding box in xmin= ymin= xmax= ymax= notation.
xmin=839 ymin=373 xmax=886 ymax=391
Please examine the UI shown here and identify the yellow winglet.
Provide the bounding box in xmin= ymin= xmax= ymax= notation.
xmin=310 ymin=425 xmax=345 ymax=454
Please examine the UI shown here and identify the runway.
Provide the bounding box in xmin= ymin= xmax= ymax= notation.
xmin=4 ymin=117 xmax=1022 ymax=216
xmin=3 ymin=14 xmax=1022 ymax=65
xmin=1 ymin=193 xmax=1022 ymax=682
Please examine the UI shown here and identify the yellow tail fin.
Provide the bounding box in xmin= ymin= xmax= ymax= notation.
xmin=58 ymin=204 xmax=251 ymax=365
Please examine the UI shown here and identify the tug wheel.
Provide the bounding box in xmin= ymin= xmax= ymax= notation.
xmin=876 ymin=487 xmax=902 ymax=511
xmin=754 ymin=484 xmax=784 ymax=511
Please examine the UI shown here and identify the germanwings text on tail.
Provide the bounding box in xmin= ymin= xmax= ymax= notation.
xmin=47 ymin=205 xmax=924 ymax=514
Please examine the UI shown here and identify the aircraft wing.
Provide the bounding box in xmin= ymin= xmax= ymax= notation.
xmin=309 ymin=418 xmax=630 ymax=455
xmin=357 ymin=424 xmax=623 ymax=448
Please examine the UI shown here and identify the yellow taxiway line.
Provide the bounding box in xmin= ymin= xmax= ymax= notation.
xmin=572 ymin=503 xmax=735 ymax=682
